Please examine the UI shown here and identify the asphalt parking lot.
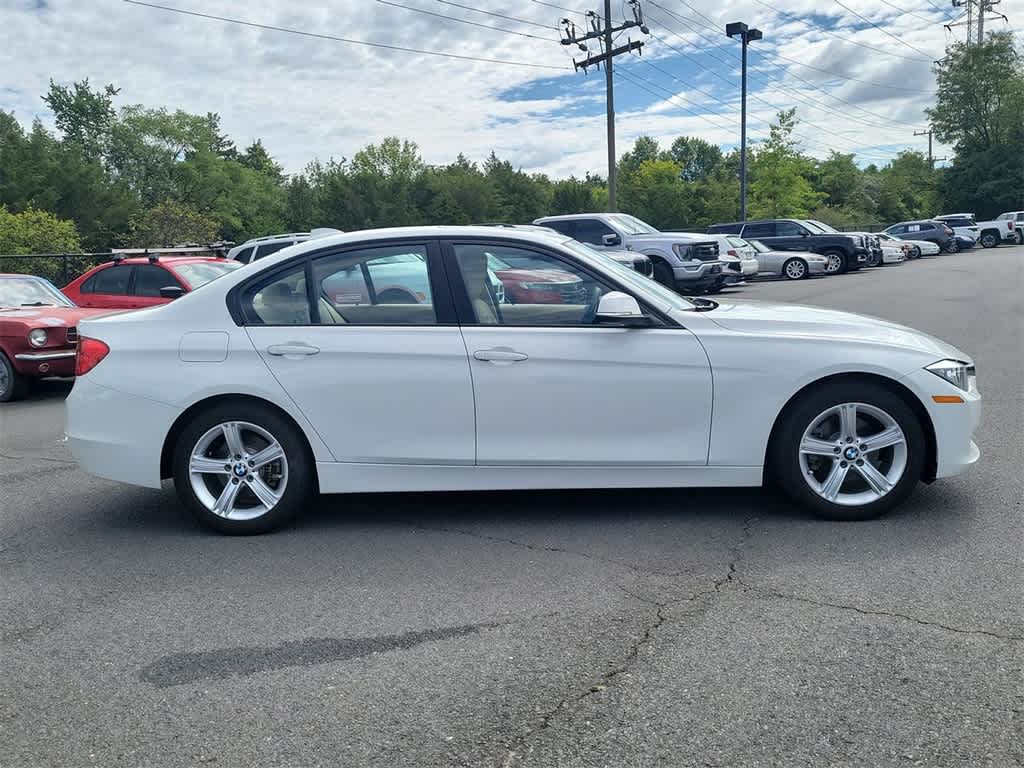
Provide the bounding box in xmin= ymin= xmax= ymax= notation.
xmin=2 ymin=246 xmax=1022 ymax=767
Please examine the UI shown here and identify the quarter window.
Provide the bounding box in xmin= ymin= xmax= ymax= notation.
xmin=253 ymin=241 xmax=294 ymax=261
xmin=233 ymin=246 xmax=255 ymax=264
xmin=242 ymin=264 xmax=311 ymax=325
xmin=454 ymin=243 xmax=609 ymax=326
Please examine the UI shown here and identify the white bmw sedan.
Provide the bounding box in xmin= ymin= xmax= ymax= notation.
xmin=65 ymin=227 xmax=981 ymax=534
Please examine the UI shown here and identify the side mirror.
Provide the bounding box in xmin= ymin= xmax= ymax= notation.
xmin=602 ymin=233 xmax=622 ymax=247
xmin=159 ymin=286 xmax=185 ymax=300
xmin=595 ymin=291 xmax=651 ymax=328
xmin=800 ymin=230 xmax=810 ymax=237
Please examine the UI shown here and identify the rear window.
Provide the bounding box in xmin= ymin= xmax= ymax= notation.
xmin=174 ymin=261 xmax=243 ymax=289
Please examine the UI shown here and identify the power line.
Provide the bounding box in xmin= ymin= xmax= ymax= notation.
xmin=747 ymin=0 xmax=935 ymax=61
xmin=829 ymin=0 xmax=938 ymax=59
xmin=376 ymin=0 xmax=557 ymax=42
xmin=873 ymin=0 xmax=949 ymax=24
xmin=430 ymin=0 xmax=561 ymax=30
xmin=121 ymin=0 xmax=569 ymax=70
xmin=532 ymin=0 xmax=588 ymax=19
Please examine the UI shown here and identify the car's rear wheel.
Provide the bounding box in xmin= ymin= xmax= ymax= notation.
xmin=771 ymin=381 xmax=925 ymax=521
xmin=910 ymin=246 xmax=921 ymax=259
xmin=782 ymin=258 xmax=807 ymax=280
xmin=944 ymin=239 xmax=960 ymax=253
xmin=822 ymin=251 xmax=845 ymax=274
xmin=173 ymin=402 xmax=314 ymax=534
xmin=0 ymin=352 xmax=28 ymax=403
xmin=1015 ymin=229 xmax=1023 ymax=245
xmin=979 ymin=230 xmax=999 ymax=248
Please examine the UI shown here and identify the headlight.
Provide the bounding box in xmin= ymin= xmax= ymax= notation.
xmin=926 ymin=359 xmax=973 ymax=392
xmin=28 ymin=329 xmax=48 ymax=347
xmin=672 ymin=243 xmax=692 ymax=259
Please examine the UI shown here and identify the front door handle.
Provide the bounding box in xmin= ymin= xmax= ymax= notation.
xmin=267 ymin=343 xmax=320 ymax=357
xmin=473 ymin=348 xmax=528 ymax=363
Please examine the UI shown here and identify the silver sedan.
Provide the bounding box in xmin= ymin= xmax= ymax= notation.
xmin=748 ymin=240 xmax=830 ymax=280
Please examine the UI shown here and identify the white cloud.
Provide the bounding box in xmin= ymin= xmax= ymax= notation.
xmin=2 ymin=0 xmax=1020 ymax=176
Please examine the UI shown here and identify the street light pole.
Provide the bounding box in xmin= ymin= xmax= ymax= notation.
xmin=726 ymin=22 xmax=762 ymax=222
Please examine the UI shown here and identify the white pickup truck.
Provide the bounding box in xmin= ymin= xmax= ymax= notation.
xmin=934 ymin=213 xmax=1017 ymax=249
xmin=997 ymin=211 xmax=1024 ymax=244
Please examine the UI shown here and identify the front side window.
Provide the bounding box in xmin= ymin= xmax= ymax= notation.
xmin=454 ymin=242 xmax=610 ymax=326
xmin=572 ymin=218 xmax=617 ymax=245
xmin=775 ymin=221 xmax=805 ymax=237
xmin=91 ymin=265 xmax=133 ymax=295
xmin=134 ymin=264 xmax=182 ymax=297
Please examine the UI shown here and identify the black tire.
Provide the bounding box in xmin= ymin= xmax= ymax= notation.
xmin=866 ymin=251 xmax=882 ymax=268
xmin=821 ymin=250 xmax=847 ymax=275
xmin=704 ymin=284 xmax=723 ymax=294
xmin=1015 ymin=229 xmax=1023 ymax=245
xmin=651 ymin=259 xmax=675 ymax=289
xmin=944 ymin=239 xmax=960 ymax=253
xmin=770 ymin=380 xmax=926 ymax=521
xmin=0 ymin=352 xmax=29 ymax=403
xmin=782 ymin=258 xmax=808 ymax=280
xmin=172 ymin=401 xmax=314 ymax=534
xmin=979 ymin=230 xmax=999 ymax=249
xmin=910 ymin=246 xmax=921 ymax=259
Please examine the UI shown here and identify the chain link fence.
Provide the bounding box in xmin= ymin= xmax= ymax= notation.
xmin=0 ymin=253 xmax=114 ymax=286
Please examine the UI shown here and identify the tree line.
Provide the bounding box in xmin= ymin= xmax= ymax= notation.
xmin=0 ymin=32 xmax=1020 ymax=255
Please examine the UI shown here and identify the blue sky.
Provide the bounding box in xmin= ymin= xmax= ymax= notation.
xmin=2 ymin=0 xmax=1020 ymax=176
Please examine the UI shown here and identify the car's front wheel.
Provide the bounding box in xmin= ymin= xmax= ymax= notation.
xmin=771 ymin=381 xmax=925 ymax=521
xmin=0 ymin=352 xmax=28 ymax=403
xmin=173 ymin=402 xmax=314 ymax=534
xmin=822 ymin=250 xmax=845 ymax=274
xmin=979 ymin=231 xmax=999 ymax=248
xmin=782 ymin=258 xmax=807 ymax=280
xmin=945 ymin=239 xmax=960 ymax=253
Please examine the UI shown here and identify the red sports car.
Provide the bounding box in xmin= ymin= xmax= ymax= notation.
xmin=63 ymin=256 xmax=241 ymax=309
xmin=0 ymin=274 xmax=113 ymax=402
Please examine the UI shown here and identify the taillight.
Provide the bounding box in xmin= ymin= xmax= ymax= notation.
xmin=727 ymin=249 xmax=737 ymax=256
xmin=944 ymin=226 xmax=954 ymax=235
xmin=75 ymin=337 xmax=109 ymax=376
xmin=1009 ymin=221 xmax=1015 ymax=231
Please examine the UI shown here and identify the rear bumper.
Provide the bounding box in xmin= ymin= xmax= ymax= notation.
xmin=65 ymin=377 xmax=182 ymax=489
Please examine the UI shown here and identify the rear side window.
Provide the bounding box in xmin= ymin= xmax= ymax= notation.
xmin=742 ymin=222 xmax=775 ymax=238
xmin=134 ymin=264 xmax=180 ymax=297
xmin=232 ymin=246 xmax=255 ymax=263
xmin=775 ymin=221 xmax=805 ymax=237
xmin=90 ymin=265 xmax=133 ymax=295
xmin=541 ymin=220 xmax=575 ymax=237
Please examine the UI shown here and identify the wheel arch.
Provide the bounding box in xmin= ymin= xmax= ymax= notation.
xmin=160 ymin=393 xmax=319 ymax=488
xmin=766 ymin=372 xmax=938 ymax=482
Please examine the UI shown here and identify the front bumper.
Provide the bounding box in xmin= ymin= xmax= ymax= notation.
xmin=672 ymin=263 xmax=722 ymax=289
xmin=12 ymin=348 xmax=77 ymax=377
xmin=807 ymin=259 xmax=828 ymax=275
xmin=900 ymin=367 xmax=981 ymax=480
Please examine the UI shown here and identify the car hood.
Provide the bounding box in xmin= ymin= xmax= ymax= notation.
xmin=629 ymin=232 xmax=714 ymax=244
xmin=0 ymin=306 xmax=118 ymax=327
xmin=702 ymin=299 xmax=970 ymax=361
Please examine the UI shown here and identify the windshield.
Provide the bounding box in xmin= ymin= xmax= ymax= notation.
xmin=0 ymin=276 xmax=75 ymax=307
xmin=559 ymin=239 xmax=697 ymax=312
xmin=802 ymin=220 xmax=834 ymax=234
xmin=608 ymin=214 xmax=659 ymax=235
xmin=173 ymin=260 xmax=243 ymax=289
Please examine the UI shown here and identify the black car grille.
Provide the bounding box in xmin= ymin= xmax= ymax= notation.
xmin=727 ymin=261 xmax=741 ymax=272
xmin=689 ymin=242 xmax=719 ymax=262
xmin=709 ymin=264 xmax=722 ymax=274
xmin=66 ymin=327 xmax=79 ymax=343
xmin=632 ymin=257 xmax=653 ymax=276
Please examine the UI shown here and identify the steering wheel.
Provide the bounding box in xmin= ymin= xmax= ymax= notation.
xmin=580 ymin=285 xmax=603 ymax=324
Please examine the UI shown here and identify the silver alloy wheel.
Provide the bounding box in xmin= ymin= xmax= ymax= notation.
xmin=823 ymin=253 xmax=843 ymax=274
xmin=784 ymin=259 xmax=806 ymax=280
xmin=798 ymin=402 xmax=908 ymax=507
xmin=189 ymin=421 xmax=288 ymax=520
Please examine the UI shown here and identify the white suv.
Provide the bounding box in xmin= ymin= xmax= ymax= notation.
xmin=227 ymin=229 xmax=343 ymax=264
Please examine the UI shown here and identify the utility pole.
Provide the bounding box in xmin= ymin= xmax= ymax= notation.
xmin=726 ymin=21 xmax=762 ymax=222
xmin=560 ymin=0 xmax=649 ymax=211
xmin=948 ymin=0 xmax=1007 ymax=45
xmin=914 ymin=129 xmax=947 ymax=170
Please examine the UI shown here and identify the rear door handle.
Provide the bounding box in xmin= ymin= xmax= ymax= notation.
xmin=267 ymin=343 xmax=320 ymax=357
xmin=474 ymin=348 xmax=528 ymax=363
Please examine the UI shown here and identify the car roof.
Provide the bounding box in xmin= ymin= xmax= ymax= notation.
xmin=533 ymin=213 xmax=612 ymax=222
xmin=102 ymin=256 xmax=229 ymax=266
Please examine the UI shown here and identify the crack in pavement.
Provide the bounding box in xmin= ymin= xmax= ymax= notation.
xmin=409 ymin=522 xmax=688 ymax=579
xmin=736 ymin=577 xmax=1023 ymax=642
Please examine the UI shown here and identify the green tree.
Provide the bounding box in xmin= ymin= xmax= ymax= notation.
xmin=617 ymin=135 xmax=667 ymax=183
xmin=42 ymin=79 xmax=119 ymax=162
xmin=669 ymin=136 xmax=723 ymax=183
xmin=748 ymin=109 xmax=824 ymax=218
xmin=128 ymin=200 xmax=219 ymax=246
xmin=0 ymin=206 xmax=81 ymax=254
xmin=619 ymin=159 xmax=694 ymax=229
xmin=483 ymin=152 xmax=550 ymax=223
